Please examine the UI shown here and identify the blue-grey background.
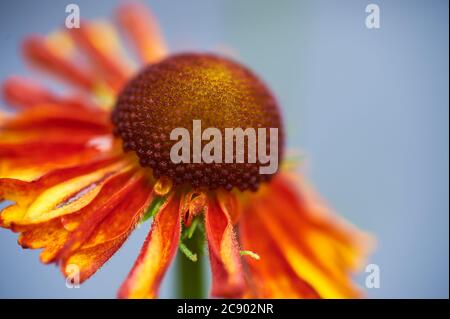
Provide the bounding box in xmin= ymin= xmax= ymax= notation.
xmin=0 ymin=0 xmax=448 ymax=298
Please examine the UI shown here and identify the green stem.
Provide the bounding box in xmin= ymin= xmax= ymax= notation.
xmin=176 ymin=225 xmax=205 ymax=298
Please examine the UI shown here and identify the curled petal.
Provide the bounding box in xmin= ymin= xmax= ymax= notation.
xmin=17 ymin=161 xmax=131 ymax=225
xmin=54 ymin=171 xmax=144 ymax=261
xmin=18 ymin=218 xmax=69 ymax=263
xmin=0 ymin=157 xmax=129 ymax=227
xmin=205 ymin=195 xmax=245 ymax=298
xmin=60 ymin=175 xmax=153 ymax=283
xmin=180 ymin=190 xmax=207 ymax=227
xmin=118 ymin=193 xmax=181 ymax=299
xmin=216 ymin=189 xmax=242 ymax=225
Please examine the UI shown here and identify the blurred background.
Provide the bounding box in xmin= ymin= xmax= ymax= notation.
xmin=0 ymin=0 xmax=448 ymax=298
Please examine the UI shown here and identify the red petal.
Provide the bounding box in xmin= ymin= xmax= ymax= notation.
xmin=239 ymin=207 xmax=320 ymax=298
xmin=239 ymin=172 xmax=373 ymax=298
xmin=53 ymin=171 xmax=144 ymax=262
xmin=0 ymin=156 xmax=124 ymax=227
xmin=118 ymin=193 xmax=181 ymax=298
xmin=205 ymin=195 xmax=245 ymax=298
xmin=60 ymin=176 xmax=153 ymax=283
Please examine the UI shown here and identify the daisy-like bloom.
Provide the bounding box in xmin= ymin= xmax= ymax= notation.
xmin=0 ymin=3 xmax=372 ymax=298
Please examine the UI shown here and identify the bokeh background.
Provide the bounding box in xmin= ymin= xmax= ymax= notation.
xmin=0 ymin=0 xmax=448 ymax=298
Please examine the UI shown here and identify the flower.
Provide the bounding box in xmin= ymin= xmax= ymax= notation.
xmin=0 ymin=2 xmax=372 ymax=298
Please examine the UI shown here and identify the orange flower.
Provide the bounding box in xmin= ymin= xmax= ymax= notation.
xmin=0 ymin=3 xmax=373 ymax=298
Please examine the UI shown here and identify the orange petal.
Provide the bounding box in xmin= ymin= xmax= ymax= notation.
xmin=0 ymin=146 xmax=113 ymax=182
xmin=118 ymin=193 xmax=181 ymax=299
xmin=116 ymin=2 xmax=167 ymax=64
xmin=0 ymin=104 xmax=117 ymax=182
xmin=70 ymin=21 xmax=132 ymax=92
xmin=2 ymin=76 xmax=103 ymax=111
xmin=180 ymin=190 xmax=207 ymax=227
xmin=0 ymin=157 xmax=129 ymax=227
xmin=205 ymin=195 xmax=245 ymax=298
xmin=59 ymin=175 xmax=153 ymax=283
xmin=54 ymin=170 xmax=143 ymax=262
xmin=16 ymin=160 xmax=133 ymax=225
xmin=270 ymin=173 xmax=372 ymax=273
xmin=239 ymin=172 xmax=373 ymax=298
xmin=2 ymin=104 xmax=110 ymax=131
xmin=216 ymin=189 xmax=242 ymax=225
xmin=2 ymin=76 xmax=57 ymax=110
xmin=22 ymin=36 xmax=96 ymax=91
xmin=18 ymin=218 xmax=69 ymax=263
xmin=0 ymin=103 xmax=111 ymax=147
xmin=239 ymin=209 xmax=320 ymax=298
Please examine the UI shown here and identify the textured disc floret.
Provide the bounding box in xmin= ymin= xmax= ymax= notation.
xmin=112 ymin=53 xmax=284 ymax=191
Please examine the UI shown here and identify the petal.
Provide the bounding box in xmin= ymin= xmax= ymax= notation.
xmin=22 ymin=35 xmax=96 ymax=91
xmin=18 ymin=218 xmax=69 ymax=263
xmin=205 ymin=195 xmax=245 ymax=298
xmin=2 ymin=76 xmax=103 ymax=111
xmin=2 ymin=76 xmax=57 ymax=110
xmin=17 ymin=160 xmax=133 ymax=225
xmin=1 ymin=104 xmax=110 ymax=132
xmin=53 ymin=171 xmax=144 ymax=262
xmin=118 ymin=193 xmax=181 ymax=299
xmin=0 ymin=146 xmax=113 ymax=182
xmin=216 ymin=189 xmax=242 ymax=225
xmin=60 ymin=175 xmax=153 ymax=283
xmin=239 ymin=212 xmax=320 ymax=298
xmin=239 ymin=172 xmax=373 ymax=299
xmin=0 ymin=104 xmax=114 ymax=181
xmin=116 ymin=2 xmax=167 ymax=63
xmin=0 ymin=157 xmax=129 ymax=227
xmin=180 ymin=190 xmax=207 ymax=227
xmin=69 ymin=21 xmax=133 ymax=92
xmin=271 ymin=173 xmax=372 ymax=273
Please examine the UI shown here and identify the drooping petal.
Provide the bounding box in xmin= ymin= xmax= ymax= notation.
xmin=20 ymin=161 xmax=132 ymax=225
xmin=216 ymin=189 xmax=242 ymax=225
xmin=239 ymin=172 xmax=373 ymax=298
xmin=116 ymin=2 xmax=167 ymax=64
xmin=118 ymin=193 xmax=181 ymax=299
xmin=273 ymin=174 xmax=372 ymax=271
xmin=59 ymin=174 xmax=153 ymax=283
xmin=180 ymin=190 xmax=207 ymax=227
xmin=53 ymin=171 xmax=144 ymax=261
xmin=0 ymin=157 xmax=131 ymax=227
xmin=239 ymin=211 xmax=320 ymax=298
xmin=2 ymin=159 xmax=137 ymax=264
xmin=18 ymin=218 xmax=70 ymax=263
xmin=205 ymin=195 xmax=245 ymax=298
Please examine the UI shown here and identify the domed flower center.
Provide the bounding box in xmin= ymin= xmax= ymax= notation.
xmin=112 ymin=53 xmax=284 ymax=191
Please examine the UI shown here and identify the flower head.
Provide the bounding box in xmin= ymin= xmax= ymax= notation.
xmin=0 ymin=2 xmax=372 ymax=298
